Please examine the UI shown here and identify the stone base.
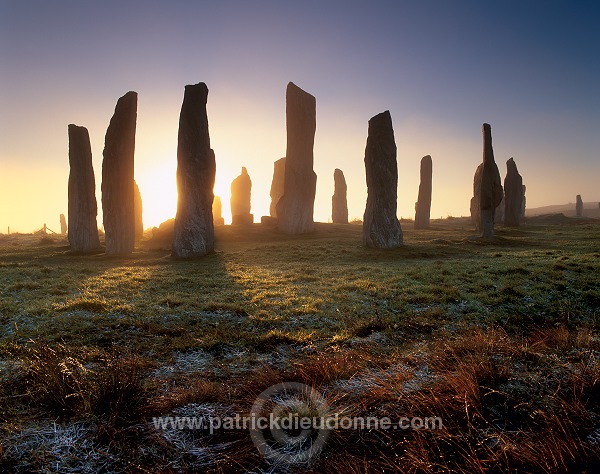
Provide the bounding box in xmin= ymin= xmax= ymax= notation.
xmin=480 ymin=208 xmax=495 ymax=239
xmin=260 ymin=216 xmax=278 ymax=226
xmin=213 ymin=217 xmax=225 ymax=226
xmin=232 ymin=214 xmax=253 ymax=225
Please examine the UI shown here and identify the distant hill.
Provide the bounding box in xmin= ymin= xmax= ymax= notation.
xmin=525 ymin=202 xmax=600 ymax=218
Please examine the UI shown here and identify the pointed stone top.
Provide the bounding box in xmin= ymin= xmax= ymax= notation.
xmin=334 ymin=168 xmax=344 ymax=176
xmin=506 ymin=157 xmax=518 ymax=172
xmin=422 ymin=154 xmax=432 ymax=163
xmin=241 ymin=166 xmax=248 ymax=175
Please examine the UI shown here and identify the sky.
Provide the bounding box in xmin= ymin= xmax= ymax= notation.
xmin=1 ymin=0 xmax=599 ymax=232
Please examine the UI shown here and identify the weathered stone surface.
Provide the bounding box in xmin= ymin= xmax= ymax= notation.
xmin=172 ymin=82 xmax=215 ymax=257
xmin=269 ymin=157 xmax=286 ymax=217
xmin=503 ymin=158 xmax=523 ymax=226
xmin=261 ymin=216 xmax=278 ymax=226
xmin=231 ymin=167 xmax=253 ymax=225
xmin=133 ymin=180 xmax=143 ymax=240
xmin=362 ymin=111 xmax=403 ymax=248
xmin=60 ymin=214 xmax=67 ymax=235
xmin=276 ymin=83 xmax=317 ymax=234
xmin=414 ymin=155 xmax=432 ymax=229
xmin=479 ymin=123 xmax=503 ymax=239
xmin=101 ymin=91 xmax=137 ymax=255
xmin=470 ymin=163 xmax=483 ymax=229
xmin=576 ymin=194 xmax=583 ymax=217
xmin=332 ymin=168 xmax=348 ymax=224
xmin=495 ymin=193 xmax=505 ymax=225
xmin=67 ymin=124 xmax=100 ymax=252
xmin=212 ymin=196 xmax=224 ymax=226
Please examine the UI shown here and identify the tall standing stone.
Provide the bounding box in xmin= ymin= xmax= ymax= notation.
xmin=414 ymin=155 xmax=432 ymax=229
xmin=504 ymin=158 xmax=523 ymax=227
xmin=479 ymin=123 xmax=503 ymax=239
xmin=231 ymin=167 xmax=253 ymax=225
xmin=332 ymin=168 xmax=348 ymax=224
xmin=133 ymin=180 xmax=143 ymax=240
xmin=576 ymin=195 xmax=583 ymax=217
xmin=521 ymin=185 xmax=527 ymax=218
xmin=102 ymin=91 xmax=137 ymax=255
xmin=276 ymin=82 xmax=317 ymax=234
xmin=213 ymin=196 xmax=224 ymax=226
xmin=59 ymin=214 xmax=67 ymax=235
xmin=172 ymin=82 xmax=215 ymax=257
xmin=363 ymin=111 xmax=403 ymax=248
xmin=67 ymin=125 xmax=100 ymax=252
xmin=470 ymin=163 xmax=483 ymax=229
xmin=269 ymin=157 xmax=286 ymax=217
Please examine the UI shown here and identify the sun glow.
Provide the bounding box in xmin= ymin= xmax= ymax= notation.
xmin=135 ymin=160 xmax=239 ymax=229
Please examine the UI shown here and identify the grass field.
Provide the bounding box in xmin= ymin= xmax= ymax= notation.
xmin=1 ymin=218 xmax=599 ymax=473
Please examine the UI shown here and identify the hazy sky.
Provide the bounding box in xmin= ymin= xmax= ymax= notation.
xmin=1 ymin=0 xmax=599 ymax=232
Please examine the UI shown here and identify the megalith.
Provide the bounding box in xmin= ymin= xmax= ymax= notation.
xmin=332 ymin=168 xmax=348 ymax=224
xmin=67 ymin=124 xmax=100 ymax=252
xmin=231 ymin=167 xmax=253 ymax=225
xmin=470 ymin=163 xmax=483 ymax=229
xmin=101 ymin=91 xmax=137 ymax=255
xmin=60 ymin=214 xmax=67 ymax=235
xmin=172 ymin=82 xmax=215 ymax=258
xmin=362 ymin=111 xmax=403 ymax=248
xmin=213 ymin=196 xmax=224 ymax=226
xmin=276 ymin=82 xmax=317 ymax=234
xmin=576 ymin=195 xmax=583 ymax=217
xmin=521 ymin=185 xmax=527 ymax=218
xmin=134 ymin=180 xmax=143 ymax=240
xmin=503 ymin=158 xmax=523 ymax=227
xmin=479 ymin=123 xmax=503 ymax=239
xmin=269 ymin=157 xmax=286 ymax=217
xmin=495 ymin=193 xmax=505 ymax=226
xmin=414 ymin=155 xmax=432 ymax=229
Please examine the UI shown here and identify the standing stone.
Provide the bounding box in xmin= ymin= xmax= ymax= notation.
xmin=269 ymin=157 xmax=286 ymax=217
xmin=521 ymin=185 xmax=527 ymax=218
xmin=172 ymin=82 xmax=215 ymax=257
xmin=332 ymin=168 xmax=348 ymax=224
xmin=414 ymin=155 xmax=432 ymax=229
xmin=231 ymin=167 xmax=253 ymax=225
xmin=479 ymin=123 xmax=503 ymax=239
xmin=102 ymin=91 xmax=137 ymax=255
xmin=133 ymin=180 xmax=143 ymax=240
xmin=59 ymin=214 xmax=67 ymax=235
xmin=67 ymin=125 xmax=100 ymax=252
xmin=362 ymin=111 xmax=403 ymax=248
xmin=276 ymin=82 xmax=317 ymax=234
xmin=470 ymin=163 xmax=483 ymax=229
xmin=495 ymin=193 xmax=505 ymax=225
xmin=576 ymin=195 xmax=583 ymax=217
xmin=503 ymin=158 xmax=523 ymax=226
xmin=212 ymin=196 xmax=224 ymax=226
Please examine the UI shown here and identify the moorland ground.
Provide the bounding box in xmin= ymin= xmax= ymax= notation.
xmin=0 ymin=218 xmax=599 ymax=473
